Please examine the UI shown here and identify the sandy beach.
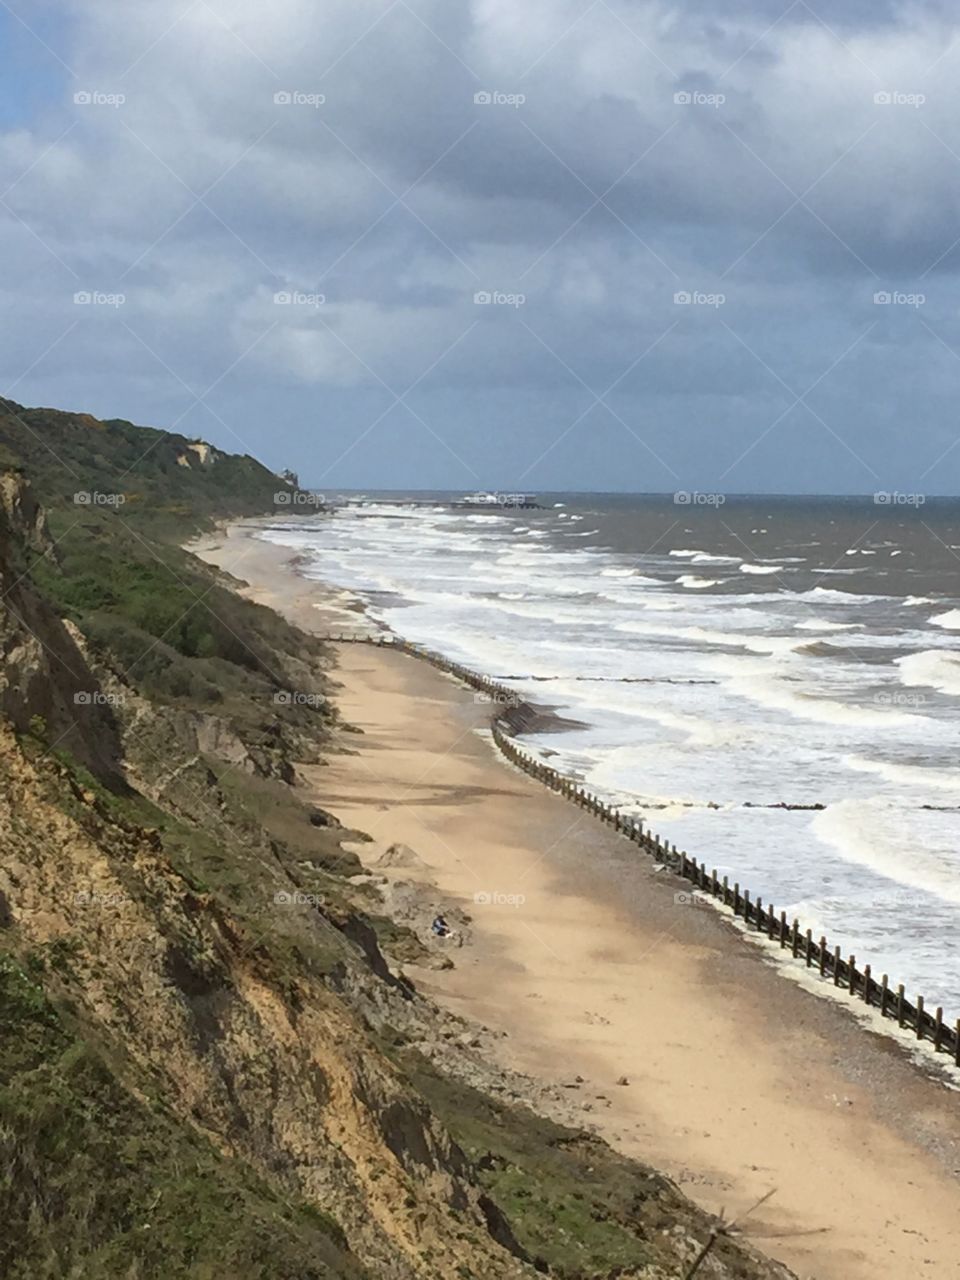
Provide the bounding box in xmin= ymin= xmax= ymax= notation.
xmin=192 ymin=522 xmax=960 ymax=1280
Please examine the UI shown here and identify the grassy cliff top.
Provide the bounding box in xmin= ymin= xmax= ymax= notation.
xmin=0 ymin=397 xmax=291 ymax=533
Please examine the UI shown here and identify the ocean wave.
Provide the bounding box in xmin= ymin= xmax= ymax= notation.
xmin=787 ymin=586 xmax=886 ymax=603
xmin=812 ymin=800 xmax=960 ymax=909
xmin=795 ymin=619 xmax=862 ymax=632
xmin=739 ymin=563 xmax=783 ymax=575
xmin=725 ymin=668 xmax=922 ymax=728
xmin=896 ymin=650 xmax=960 ymax=697
xmin=930 ymin=609 xmax=960 ymax=630
xmin=677 ymin=575 xmax=719 ymax=589
xmin=844 ymin=754 xmax=960 ymax=795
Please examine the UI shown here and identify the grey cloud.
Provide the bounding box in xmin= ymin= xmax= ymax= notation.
xmin=3 ymin=0 xmax=960 ymax=491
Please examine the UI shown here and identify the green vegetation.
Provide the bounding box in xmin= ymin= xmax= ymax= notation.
xmin=0 ymin=397 xmax=287 ymax=531
xmin=0 ymin=956 xmax=367 ymax=1280
xmin=403 ymin=1051 xmax=669 ymax=1276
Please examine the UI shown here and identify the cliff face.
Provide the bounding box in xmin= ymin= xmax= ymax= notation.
xmin=0 ymin=471 xmax=526 ymax=1279
xmin=0 ymin=463 xmax=796 ymax=1280
xmin=0 ymin=473 xmax=125 ymax=784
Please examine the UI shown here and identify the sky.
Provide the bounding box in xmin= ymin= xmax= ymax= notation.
xmin=2 ymin=0 xmax=960 ymax=494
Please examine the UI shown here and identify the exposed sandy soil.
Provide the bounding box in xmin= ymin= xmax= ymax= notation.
xmin=193 ymin=523 xmax=960 ymax=1280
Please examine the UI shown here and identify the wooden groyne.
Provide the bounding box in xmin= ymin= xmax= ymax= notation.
xmin=323 ymin=632 xmax=960 ymax=1067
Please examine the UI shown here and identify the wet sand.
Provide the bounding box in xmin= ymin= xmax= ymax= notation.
xmin=192 ymin=522 xmax=960 ymax=1280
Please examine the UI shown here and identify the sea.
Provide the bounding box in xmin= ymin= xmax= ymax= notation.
xmin=259 ymin=493 xmax=960 ymax=1016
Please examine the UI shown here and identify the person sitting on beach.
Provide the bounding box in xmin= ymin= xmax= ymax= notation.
xmin=431 ymin=914 xmax=453 ymax=938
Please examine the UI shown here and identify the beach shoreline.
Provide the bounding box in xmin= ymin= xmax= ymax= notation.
xmin=191 ymin=520 xmax=960 ymax=1280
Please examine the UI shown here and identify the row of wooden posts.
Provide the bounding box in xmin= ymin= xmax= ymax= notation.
xmin=326 ymin=632 xmax=960 ymax=1066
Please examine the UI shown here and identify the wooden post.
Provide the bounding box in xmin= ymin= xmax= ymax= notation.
xmin=805 ymin=929 xmax=812 ymax=966
xmin=880 ymin=974 xmax=888 ymax=1015
xmin=916 ymin=995 xmax=925 ymax=1040
xmin=711 ymin=869 xmax=719 ymax=897
xmin=791 ymin=919 xmax=800 ymax=958
xmin=848 ymin=956 xmax=856 ymax=995
xmin=897 ymin=984 xmax=905 ymax=1027
xmin=779 ymin=911 xmax=787 ymax=947
xmin=833 ymin=945 xmax=841 ymax=986
xmin=862 ymin=964 xmax=871 ymax=1003
xmin=733 ymin=883 xmax=740 ymax=914
xmin=819 ymin=937 xmax=827 ymax=977
xmin=934 ymin=1007 xmax=944 ymax=1051
xmin=755 ymin=896 xmax=762 ymax=930
xmin=743 ymin=889 xmax=751 ymax=923
xmin=955 ymin=1019 xmax=960 ymax=1068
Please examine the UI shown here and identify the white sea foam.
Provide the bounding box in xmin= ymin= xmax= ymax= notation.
xmin=812 ymin=801 xmax=960 ymax=909
xmin=844 ymin=754 xmax=960 ymax=795
xmin=722 ymin=665 xmax=922 ymax=728
xmin=677 ymin=575 xmax=719 ymax=589
xmin=795 ymin=619 xmax=861 ymax=632
xmin=896 ymin=650 xmax=960 ymax=697
xmin=740 ymin=563 xmax=782 ymax=575
xmin=931 ymin=609 xmax=960 ymax=630
xmin=790 ymin=586 xmax=882 ymax=603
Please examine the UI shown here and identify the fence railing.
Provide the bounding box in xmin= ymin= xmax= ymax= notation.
xmin=321 ymin=632 xmax=960 ymax=1066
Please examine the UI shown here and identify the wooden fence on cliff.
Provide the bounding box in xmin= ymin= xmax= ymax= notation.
xmin=323 ymin=631 xmax=960 ymax=1066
